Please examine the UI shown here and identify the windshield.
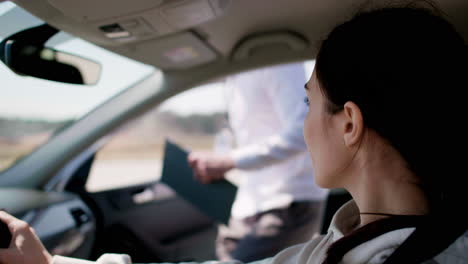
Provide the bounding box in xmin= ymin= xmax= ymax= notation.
xmin=0 ymin=2 xmax=156 ymax=172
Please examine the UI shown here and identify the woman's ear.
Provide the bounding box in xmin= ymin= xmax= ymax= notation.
xmin=342 ymin=101 xmax=364 ymax=148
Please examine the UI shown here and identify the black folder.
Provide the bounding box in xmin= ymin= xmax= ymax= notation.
xmin=160 ymin=139 xmax=237 ymax=225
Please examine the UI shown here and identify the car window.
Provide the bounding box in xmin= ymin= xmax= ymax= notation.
xmin=85 ymin=83 xmax=228 ymax=192
xmin=85 ymin=61 xmax=315 ymax=192
xmin=0 ymin=3 xmax=156 ymax=173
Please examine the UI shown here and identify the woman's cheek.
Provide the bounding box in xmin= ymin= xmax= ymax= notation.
xmin=303 ymin=117 xmax=315 ymax=157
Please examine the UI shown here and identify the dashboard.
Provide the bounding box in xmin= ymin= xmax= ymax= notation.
xmin=0 ymin=188 xmax=95 ymax=258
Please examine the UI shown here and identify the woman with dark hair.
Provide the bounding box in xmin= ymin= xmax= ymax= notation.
xmin=302 ymin=6 xmax=468 ymax=263
xmin=1 ymin=5 xmax=467 ymax=264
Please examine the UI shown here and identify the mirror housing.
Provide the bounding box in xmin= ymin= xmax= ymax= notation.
xmin=0 ymin=24 xmax=101 ymax=85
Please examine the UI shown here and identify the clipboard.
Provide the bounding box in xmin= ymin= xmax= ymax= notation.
xmin=160 ymin=139 xmax=237 ymax=225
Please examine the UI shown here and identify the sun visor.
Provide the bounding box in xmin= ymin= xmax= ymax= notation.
xmin=135 ymin=32 xmax=217 ymax=70
xmin=48 ymin=0 xmax=230 ymax=42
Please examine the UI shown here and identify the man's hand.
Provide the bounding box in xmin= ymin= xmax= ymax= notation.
xmin=188 ymin=152 xmax=235 ymax=184
xmin=0 ymin=211 xmax=52 ymax=264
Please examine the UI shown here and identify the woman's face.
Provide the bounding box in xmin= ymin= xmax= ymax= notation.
xmin=303 ymin=71 xmax=349 ymax=188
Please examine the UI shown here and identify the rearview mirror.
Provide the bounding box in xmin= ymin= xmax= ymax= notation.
xmin=2 ymin=40 xmax=101 ymax=85
xmin=0 ymin=24 xmax=101 ymax=85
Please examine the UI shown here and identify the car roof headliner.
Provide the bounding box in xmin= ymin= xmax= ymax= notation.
xmin=11 ymin=0 xmax=468 ymax=75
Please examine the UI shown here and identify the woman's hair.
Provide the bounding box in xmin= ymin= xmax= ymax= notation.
xmin=316 ymin=4 xmax=468 ymax=263
xmin=315 ymin=5 xmax=467 ymax=216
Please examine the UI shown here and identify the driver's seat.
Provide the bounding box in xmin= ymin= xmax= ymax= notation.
xmin=320 ymin=188 xmax=352 ymax=234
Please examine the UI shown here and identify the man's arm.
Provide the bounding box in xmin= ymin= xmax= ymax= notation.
xmin=231 ymin=63 xmax=309 ymax=170
xmin=189 ymin=63 xmax=309 ymax=181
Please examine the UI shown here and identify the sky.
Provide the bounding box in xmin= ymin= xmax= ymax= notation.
xmin=0 ymin=2 xmax=315 ymax=121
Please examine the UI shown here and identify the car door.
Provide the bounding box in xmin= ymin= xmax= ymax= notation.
xmin=0 ymin=163 xmax=218 ymax=263
xmin=56 ymin=84 xmax=230 ymax=263
xmin=66 ymin=166 xmax=218 ymax=263
xmin=0 ymin=79 xmax=223 ymax=264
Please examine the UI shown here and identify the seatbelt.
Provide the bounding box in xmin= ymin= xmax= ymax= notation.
xmin=322 ymin=215 xmax=427 ymax=264
xmin=382 ymin=216 xmax=467 ymax=264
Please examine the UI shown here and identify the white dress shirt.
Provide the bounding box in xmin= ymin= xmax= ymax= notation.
xmin=224 ymin=62 xmax=328 ymax=219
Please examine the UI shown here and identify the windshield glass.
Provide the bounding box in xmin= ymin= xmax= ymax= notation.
xmin=0 ymin=2 xmax=156 ymax=172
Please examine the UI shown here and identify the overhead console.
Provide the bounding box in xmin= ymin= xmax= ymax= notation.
xmin=48 ymin=0 xmax=231 ymax=43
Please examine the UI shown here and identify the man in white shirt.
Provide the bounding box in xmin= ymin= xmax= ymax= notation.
xmin=188 ymin=62 xmax=328 ymax=262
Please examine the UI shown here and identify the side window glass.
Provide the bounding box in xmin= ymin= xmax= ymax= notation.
xmin=85 ymin=60 xmax=315 ymax=193
xmin=85 ymin=83 xmax=227 ymax=192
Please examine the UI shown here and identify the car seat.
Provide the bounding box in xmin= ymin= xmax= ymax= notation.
xmin=320 ymin=188 xmax=353 ymax=234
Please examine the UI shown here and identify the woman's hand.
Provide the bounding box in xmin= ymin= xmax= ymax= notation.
xmin=0 ymin=211 xmax=52 ymax=264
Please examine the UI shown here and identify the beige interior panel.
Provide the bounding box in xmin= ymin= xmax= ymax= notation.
xmin=10 ymin=0 xmax=468 ymax=71
xmin=47 ymin=0 xmax=166 ymax=22
xmin=132 ymin=32 xmax=218 ymax=69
